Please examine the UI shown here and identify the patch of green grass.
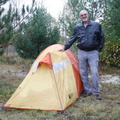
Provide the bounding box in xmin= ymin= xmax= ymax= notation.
xmin=99 ymin=63 xmax=120 ymax=75
xmin=0 ymin=81 xmax=14 ymax=100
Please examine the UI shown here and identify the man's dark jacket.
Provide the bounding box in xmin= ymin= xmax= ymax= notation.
xmin=64 ymin=20 xmax=105 ymax=52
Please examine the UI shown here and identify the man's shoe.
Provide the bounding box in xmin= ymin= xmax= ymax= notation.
xmin=96 ymin=94 xmax=102 ymax=100
xmin=83 ymin=92 xmax=92 ymax=97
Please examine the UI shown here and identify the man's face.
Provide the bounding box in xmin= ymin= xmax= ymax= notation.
xmin=80 ymin=11 xmax=89 ymax=22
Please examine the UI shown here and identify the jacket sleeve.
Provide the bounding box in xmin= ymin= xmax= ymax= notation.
xmin=97 ymin=25 xmax=105 ymax=52
xmin=64 ymin=26 xmax=78 ymax=50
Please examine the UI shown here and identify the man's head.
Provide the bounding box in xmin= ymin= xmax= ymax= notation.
xmin=79 ymin=10 xmax=89 ymax=22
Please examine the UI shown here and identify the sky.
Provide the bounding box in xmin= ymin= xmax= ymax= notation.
xmin=6 ymin=0 xmax=67 ymax=19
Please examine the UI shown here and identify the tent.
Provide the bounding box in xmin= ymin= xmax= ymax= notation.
xmin=4 ymin=44 xmax=83 ymax=111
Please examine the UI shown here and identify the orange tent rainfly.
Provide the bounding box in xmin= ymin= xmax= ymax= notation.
xmin=4 ymin=44 xmax=83 ymax=111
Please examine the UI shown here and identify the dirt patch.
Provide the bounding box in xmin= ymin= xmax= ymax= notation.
xmin=10 ymin=72 xmax=28 ymax=77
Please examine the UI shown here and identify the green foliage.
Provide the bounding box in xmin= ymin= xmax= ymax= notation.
xmin=102 ymin=0 xmax=120 ymax=38
xmin=0 ymin=0 xmax=36 ymax=55
xmin=22 ymin=5 xmax=25 ymax=16
xmin=0 ymin=4 xmax=14 ymax=45
xmin=59 ymin=0 xmax=84 ymax=37
xmin=100 ymin=39 xmax=120 ymax=67
xmin=14 ymin=7 xmax=60 ymax=59
xmin=0 ymin=49 xmax=4 ymax=55
xmin=100 ymin=0 xmax=120 ymax=67
xmin=14 ymin=38 xmax=37 ymax=59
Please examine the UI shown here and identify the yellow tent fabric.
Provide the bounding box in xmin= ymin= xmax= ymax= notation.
xmin=4 ymin=44 xmax=83 ymax=111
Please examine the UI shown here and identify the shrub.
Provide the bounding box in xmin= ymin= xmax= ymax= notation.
xmin=100 ymin=39 xmax=120 ymax=67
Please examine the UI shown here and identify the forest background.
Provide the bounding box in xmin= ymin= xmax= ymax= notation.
xmin=0 ymin=0 xmax=120 ymax=120
xmin=0 ymin=0 xmax=120 ymax=66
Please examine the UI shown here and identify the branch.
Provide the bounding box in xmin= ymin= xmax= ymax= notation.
xmin=0 ymin=2 xmax=36 ymax=35
xmin=0 ymin=28 xmax=33 ymax=48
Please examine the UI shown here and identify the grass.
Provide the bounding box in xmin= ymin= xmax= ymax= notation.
xmin=0 ymin=55 xmax=120 ymax=120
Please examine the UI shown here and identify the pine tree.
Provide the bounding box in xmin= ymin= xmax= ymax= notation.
xmin=14 ymin=7 xmax=60 ymax=59
xmin=0 ymin=0 xmax=36 ymax=55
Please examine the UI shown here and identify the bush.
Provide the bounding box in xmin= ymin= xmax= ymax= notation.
xmin=100 ymin=39 xmax=120 ymax=67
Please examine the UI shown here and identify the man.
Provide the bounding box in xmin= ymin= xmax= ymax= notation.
xmin=59 ymin=10 xmax=105 ymax=100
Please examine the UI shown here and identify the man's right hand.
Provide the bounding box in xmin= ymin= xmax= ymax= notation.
xmin=58 ymin=48 xmax=65 ymax=52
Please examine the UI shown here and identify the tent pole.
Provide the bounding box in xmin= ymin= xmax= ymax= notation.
xmin=50 ymin=54 xmax=64 ymax=111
